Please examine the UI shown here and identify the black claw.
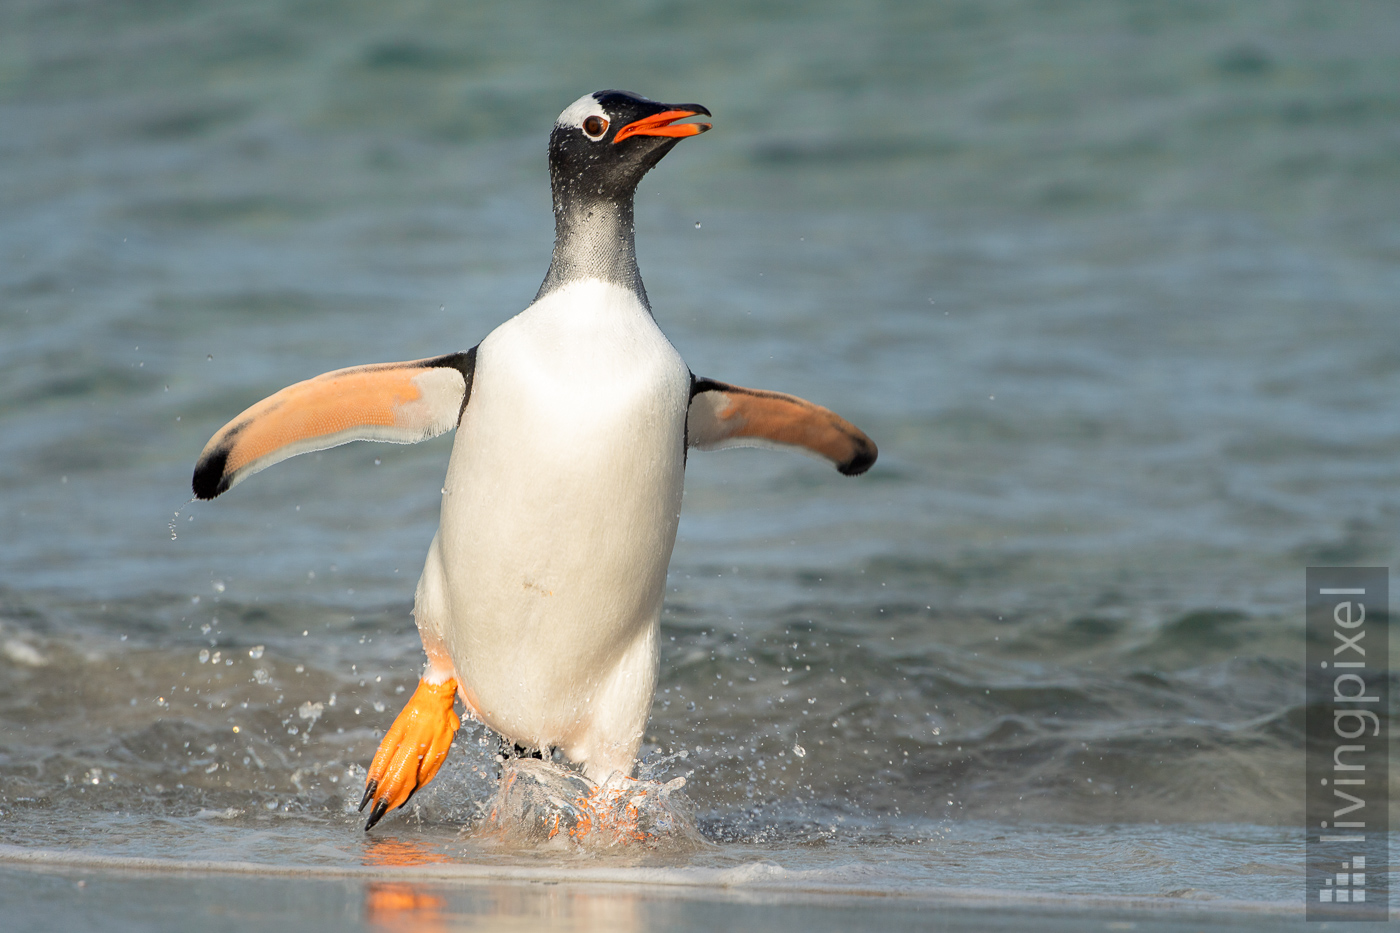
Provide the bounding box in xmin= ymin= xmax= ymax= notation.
xmin=364 ymin=798 xmax=390 ymax=832
xmin=500 ymin=740 xmax=545 ymax=761
xmin=358 ymin=779 xmax=377 ymax=813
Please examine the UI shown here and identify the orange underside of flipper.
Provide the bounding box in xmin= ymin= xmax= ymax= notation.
xmin=361 ymin=678 xmax=461 ymax=831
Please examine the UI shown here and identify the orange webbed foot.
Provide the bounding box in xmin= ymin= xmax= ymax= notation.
xmin=360 ymin=678 xmax=460 ymax=831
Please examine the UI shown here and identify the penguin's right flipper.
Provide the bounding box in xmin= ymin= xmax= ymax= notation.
xmin=192 ymin=349 xmax=476 ymax=500
xmin=686 ymin=377 xmax=877 ymax=475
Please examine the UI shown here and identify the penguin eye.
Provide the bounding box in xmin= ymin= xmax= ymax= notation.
xmin=582 ymin=115 xmax=608 ymax=139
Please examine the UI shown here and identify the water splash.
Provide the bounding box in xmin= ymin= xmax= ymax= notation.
xmin=168 ymin=497 xmax=196 ymax=541
xmin=478 ymin=759 xmax=707 ymax=850
xmin=636 ymin=746 xmax=691 ymax=781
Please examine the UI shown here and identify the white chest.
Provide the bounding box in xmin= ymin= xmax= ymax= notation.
xmin=427 ymin=280 xmax=690 ymax=742
xmin=462 ymin=280 xmax=690 ymax=458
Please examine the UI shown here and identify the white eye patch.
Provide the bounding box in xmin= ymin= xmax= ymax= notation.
xmin=555 ymin=93 xmax=608 ymax=131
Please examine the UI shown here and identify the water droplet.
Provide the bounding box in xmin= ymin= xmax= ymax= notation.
xmin=198 ymin=649 xmax=210 ymax=664
xmin=248 ymin=645 xmax=264 ymax=659
xmin=212 ymin=580 xmax=226 ymax=593
xmin=694 ymin=221 xmax=701 ymax=229
xmin=169 ymin=501 xmax=193 ymax=541
xmin=207 ymin=354 xmax=213 ymax=361
xmin=793 ymin=744 xmax=806 ymax=758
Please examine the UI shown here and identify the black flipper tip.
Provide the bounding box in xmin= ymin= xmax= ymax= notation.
xmin=192 ymin=447 xmax=232 ymax=500
xmin=838 ymin=439 xmax=878 ymax=476
xmin=364 ymin=799 xmax=389 ymax=832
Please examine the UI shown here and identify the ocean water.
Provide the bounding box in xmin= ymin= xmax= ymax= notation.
xmin=2 ymin=0 xmax=1398 ymax=925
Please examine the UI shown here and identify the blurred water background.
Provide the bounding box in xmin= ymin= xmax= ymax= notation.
xmin=1 ymin=0 xmax=1398 ymax=920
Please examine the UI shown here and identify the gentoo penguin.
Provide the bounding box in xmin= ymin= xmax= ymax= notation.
xmin=191 ymin=90 xmax=876 ymax=831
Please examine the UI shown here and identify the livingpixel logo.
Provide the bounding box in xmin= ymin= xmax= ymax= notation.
xmin=1305 ymin=568 xmax=1389 ymax=921
xmin=1317 ymin=856 xmax=1366 ymax=904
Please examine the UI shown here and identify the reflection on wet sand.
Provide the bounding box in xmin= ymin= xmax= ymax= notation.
xmin=366 ymin=882 xmax=448 ymax=932
xmin=360 ymin=836 xmax=642 ymax=932
xmin=364 ymin=880 xmax=642 ymax=933
xmin=362 ymin=837 xmax=454 ymax=868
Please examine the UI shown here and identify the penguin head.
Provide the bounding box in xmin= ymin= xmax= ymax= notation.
xmin=548 ymin=90 xmax=711 ymax=205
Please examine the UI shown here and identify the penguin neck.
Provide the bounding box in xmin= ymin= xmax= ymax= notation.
xmin=534 ymin=188 xmax=649 ymax=310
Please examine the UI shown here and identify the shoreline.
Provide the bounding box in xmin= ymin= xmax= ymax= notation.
xmin=0 ymin=843 xmax=1297 ymax=918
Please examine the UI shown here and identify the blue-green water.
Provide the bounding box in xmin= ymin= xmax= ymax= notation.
xmin=2 ymin=0 xmax=1398 ymax=923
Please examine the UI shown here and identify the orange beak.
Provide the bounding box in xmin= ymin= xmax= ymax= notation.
xmin=613 ymin=109 xmax=712 ymax=144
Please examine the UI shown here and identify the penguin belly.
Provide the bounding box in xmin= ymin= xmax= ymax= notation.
xmin=424 ymin=280 xmax=690 ymax=779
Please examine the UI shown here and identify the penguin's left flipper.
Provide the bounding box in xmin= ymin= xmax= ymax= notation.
xmin=687 ymin=377 xmax=877 ymax=475
xmin=192 ymin=349 xmax=476 ymax=500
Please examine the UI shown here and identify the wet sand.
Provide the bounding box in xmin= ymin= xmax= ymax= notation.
xmin=1 ymin=849 xmax=1304 ymax=933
